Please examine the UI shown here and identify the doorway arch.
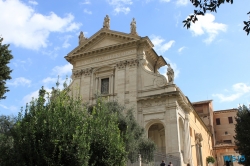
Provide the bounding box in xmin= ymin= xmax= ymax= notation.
xmin=148 ymin=123 xmax=166 ymax=153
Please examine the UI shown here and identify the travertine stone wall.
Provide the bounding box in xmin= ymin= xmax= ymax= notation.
xmin=66 ymin=28 xmax=213 ymax=166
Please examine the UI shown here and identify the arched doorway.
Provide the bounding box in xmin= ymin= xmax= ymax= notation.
xmin=148 ymin=123 xmax=166 ymax=153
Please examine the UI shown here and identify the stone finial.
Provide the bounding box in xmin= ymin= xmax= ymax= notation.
xmin=130 ymin=18 xmax=137 ymax=35
xmin=78 ymin=31 xmax=87 ymax=45
xmin=103 ymin=15 xmax=110 ymax=29
xmin=167 ymin=63 xmax=174 ymax=84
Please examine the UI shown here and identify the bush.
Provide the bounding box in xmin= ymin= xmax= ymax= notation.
xmin=206 ymin=156 xmax=215 ymax=163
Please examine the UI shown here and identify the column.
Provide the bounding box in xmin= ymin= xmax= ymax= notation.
xmin=183 ymin=113 xmax=192 ymax=164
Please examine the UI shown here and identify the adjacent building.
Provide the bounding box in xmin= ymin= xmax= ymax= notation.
xmin=213 ymin=109 xmax=240 ymax=166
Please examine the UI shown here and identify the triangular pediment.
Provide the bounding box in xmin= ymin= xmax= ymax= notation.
xmin=86 ymin=37 xmax=126 ymax=51
xmin=66 ymin=29 xmax=140 ymax=58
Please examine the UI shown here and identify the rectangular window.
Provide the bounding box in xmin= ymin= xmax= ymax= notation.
xmin=223 ymin=140 xmax=232 ymax=143
xmin=216 ymin=118 xmax=220 ymax=125
xmin=101 ymin=78 xmax=109 ymax=94
xmin=228 ymin=117 xmax=233 ymax=124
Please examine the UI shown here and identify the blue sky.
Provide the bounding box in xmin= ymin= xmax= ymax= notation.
xmin=1 ymin=0 xmax=250 ymax=115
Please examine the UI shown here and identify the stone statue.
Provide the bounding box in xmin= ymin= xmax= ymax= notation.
xmin=130 ymin=18 xmax=137 ymax=35
xmin=78 ymin=31 xmax=86 ymax=45
xmin=167 ymin=64 xmax=174 ymax=83
xmin=103 ymin=15 xmax=110 ymax=29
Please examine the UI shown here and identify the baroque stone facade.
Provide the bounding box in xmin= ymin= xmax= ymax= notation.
xmin=65 ymin=16 xmax=213 ymax=166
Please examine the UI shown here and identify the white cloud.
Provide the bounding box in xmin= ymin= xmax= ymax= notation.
xmin=62 ymin=35 xmax=73 ymax=48
xmin=176 ymin=0 xmax=188 ymax=6
xmin=114 ymin=7 xmax=130 ymax=14
xmin=174 ymin=12 xmax=181 ymax=27
xmin=189 ymin=13 xmax=227 ymax=44
xmin=13 ymin=58 xmax=32 ymax=70
xmin=28 ymin=0 xmax=38 ymax=5
xmin=233 ymin=83 xmax=250 ymax=93
xmin=213 ymin=83 xmax=250 ymax=102
xmin=84 ymin=9 xmax=92 ymax=15
xmin=22 ymin=89 xmax=39 ymax=104
xmin=22 ymin=88 xmax=53 ymax=104
xmin=8 ymin=77 xmax=31 ymax=87
xmin=0 ymin=104 xmax=18 ymax=112
xmin=42 ymin=47 xmax=60 ymax=59
xmin=42 ymin=77 xmax=57 ymax=85
xmin=52 ymin=63 xmax=73 ymax=77
xmin=107 ymin=0 xmax=132 ymax=14
xmin=213 ymin=93 xmax=241 ymax=102
xmin=160 ymin=0 xmax=170 ymax=2
xmin=81 ymin=0 xmax=91 ymax=4
xmin=0 ymin=0 xmax=81 ymax=50
xmin=178 ymin=46 xmax=187 ymax=53
xmin=150 ymin=35 xmax=175 ymax=53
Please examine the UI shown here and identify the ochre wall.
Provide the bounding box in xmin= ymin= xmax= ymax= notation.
xmin=189 ymin=110 xmax=213 ymax=166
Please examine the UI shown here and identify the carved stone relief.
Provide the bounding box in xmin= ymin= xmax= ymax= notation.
xmin=82 ymin=68 xmax=93 ymax=76
xmin=116 ymin=58 xmax=140 ymax=70
xmin=116 ymin=61 xmax=127 ymax=69
xmin=195 ymin=133 xmax=203 ymax=144
xmin=127 ymin=59 xmax=139 ymax=67
xmin=73 ymin=70 xmax=82 ymax=79
xmin=73 ymin=68 xmax=93 ymax=78
xmin=155 ymin=77 xmax=166 ymax=87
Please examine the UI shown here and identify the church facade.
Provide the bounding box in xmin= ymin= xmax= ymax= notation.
xmin=65 ymin=15 xmax=213 ymax=166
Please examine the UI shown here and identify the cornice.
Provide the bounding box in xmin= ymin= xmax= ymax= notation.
xmin=214 ymin=109 xmax=238 ymax=114
xmin=66 ymin=29 xmax=140 ymax=58
xmin=137 ymin=90 xmax=179 ymax=101
xmin=65 ymin=40 xmax=139 ymax=63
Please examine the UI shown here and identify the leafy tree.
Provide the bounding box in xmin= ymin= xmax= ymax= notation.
xmin=234 ymin=104 xmax=250 ymax=165
xmin=0 ymin=86 xmax=127 ymax=166
xmin=0 ymin=82 xmax=155 ymax=165
xmin=88 ymin=99 xmax=127 ymax=166
xmin=105 ymin=101 xmax=156 ymax=163
xmin=0 ymin=115 xmax=16 ymax=164
xmin=0 ymin=37 xmax=13 ymax=100
xmin=183 ymin=0 xmax=250 ymax=35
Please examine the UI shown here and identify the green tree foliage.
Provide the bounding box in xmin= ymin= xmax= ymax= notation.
xmin=0 ymin=83 xmax=155 ymax=165
xmin=0 ymin=115 xmax=16 ymax=164
xmin=183 ymin=0 xmax=250 ymax=35
xmin=234 ymin=104 xmax=250 ymax=165
xmin=105 ymin=101 xmax=156 ymax=163
xmin=0 ymin=86 xmax=127 ymax=166
xmin=87 ymin=99 xmax=127 ymax=166
xmin=0 ymin=37 xmax=13 ymax=100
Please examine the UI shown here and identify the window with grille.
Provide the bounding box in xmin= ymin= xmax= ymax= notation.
xmin=216 ymin=118 xmax=220 ymax=125
xmin=228 ymin=117 xmax=233 ymax=124
xmin=101 ymin=78 xmax=109 ymax=94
